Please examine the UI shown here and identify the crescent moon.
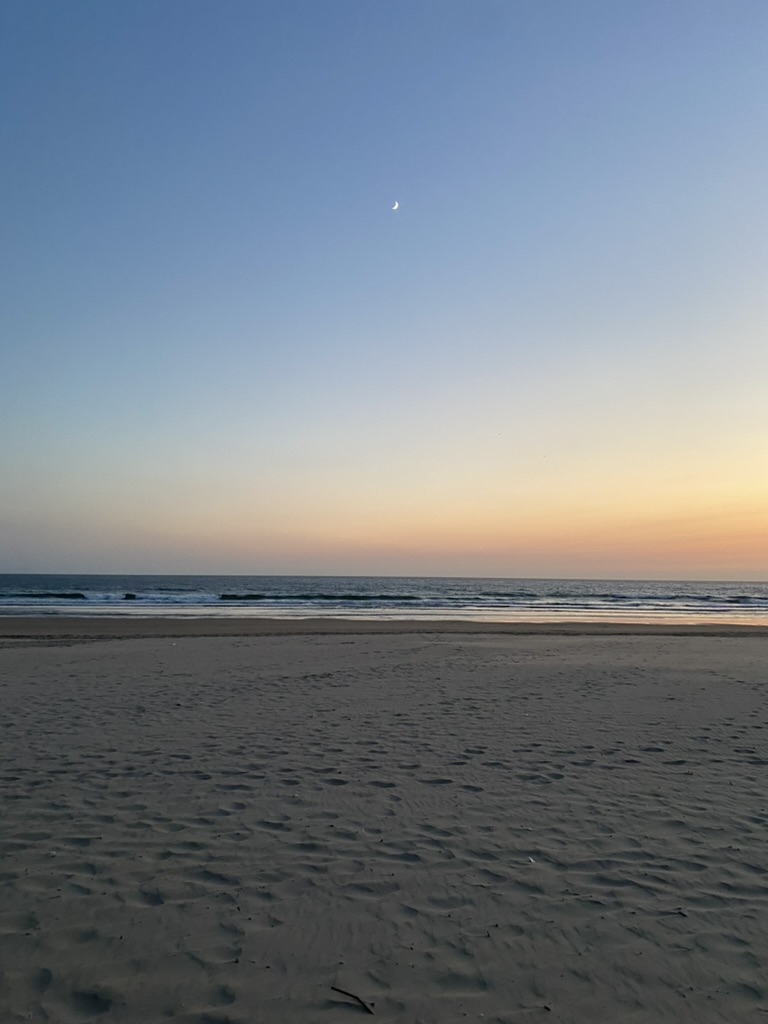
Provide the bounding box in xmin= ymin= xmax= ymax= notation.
xmin=392 ymin=200 xmax=399 ymax=210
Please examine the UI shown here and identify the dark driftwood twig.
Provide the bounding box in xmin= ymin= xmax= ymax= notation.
xmin=331 ymin=984 xmax=375 ymax=1015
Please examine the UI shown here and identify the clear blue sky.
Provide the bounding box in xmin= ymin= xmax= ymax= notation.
xmin=2 ymin=0 xmax=766 ymax=577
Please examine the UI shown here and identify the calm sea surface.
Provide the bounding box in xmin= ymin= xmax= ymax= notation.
xmin=0 ymin=575 xmax=767 ymax=624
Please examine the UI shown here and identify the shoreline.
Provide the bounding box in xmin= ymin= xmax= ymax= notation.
xmin=2 ymin=614 xmax=768 ymax=641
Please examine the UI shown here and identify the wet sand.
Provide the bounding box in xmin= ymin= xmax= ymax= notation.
xmin=2 ymin=615 xmax=768 ymax=643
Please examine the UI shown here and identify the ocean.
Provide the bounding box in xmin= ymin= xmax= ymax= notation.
xmin=0 ymin=574 xmax=766 ymax=624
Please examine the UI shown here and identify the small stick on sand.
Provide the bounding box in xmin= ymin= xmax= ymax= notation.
xmin=331 ymin=984 xmax=375 ymax=1015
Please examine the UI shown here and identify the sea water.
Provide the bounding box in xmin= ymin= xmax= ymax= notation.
xmin=0 ymin=574 xmax=766 ymax=624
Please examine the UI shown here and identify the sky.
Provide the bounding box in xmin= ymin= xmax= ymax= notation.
xmin=1 ymin=0 xmax=766 ymax=579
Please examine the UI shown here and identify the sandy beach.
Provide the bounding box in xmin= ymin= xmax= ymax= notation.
xmin=2 ymin=622 xmax=768 ymax=1023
